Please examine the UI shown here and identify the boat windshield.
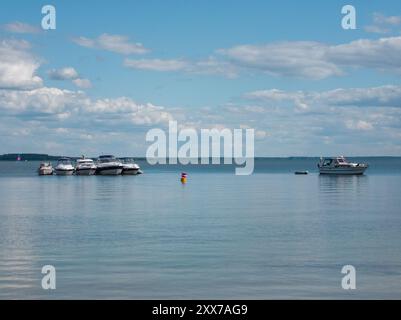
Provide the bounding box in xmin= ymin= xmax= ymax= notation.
xmin=98 ymin=156 xmax=116 ymax=163
xmin=323 ymin=159 xmax=333 ymax=166
xmin=58 ymin=158 xmax=71 ymax=165
xmin=122 ymin=158 xmax=134 ymax=163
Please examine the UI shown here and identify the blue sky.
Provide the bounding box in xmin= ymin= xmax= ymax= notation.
xmin=0 ymin=0 xmax=401 ymax=156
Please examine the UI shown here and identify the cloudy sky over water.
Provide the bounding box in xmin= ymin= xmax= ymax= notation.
xmin=1 ymin=0 xmax=401 ymax=156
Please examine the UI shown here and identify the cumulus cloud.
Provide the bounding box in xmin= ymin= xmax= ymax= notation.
xmin=0 ymin=87 xmax=86 ymax=114
xmin=326 ymin=37 xmax=401 ymax=73
xmin=0 ymin=86 xmax=174 ymax=126
xmin=0 ymin=39 xmax=43 ymax=89
xmin=73 ymin=33 xmax=148 ymax=55
xmin=123 ymin=35 xmax=401 ymax=80
xmin=124 ymin=58 xmax=188 ymax=71
xmin=48 ymin=67 xmax=92 ymax=89
xmin=246 ymin=85 xmax=401 ymax=109
xmin=245 ymin=89 xmax=311 ymax=111
xmin=3 ymin=21 xmax=41 ymax=34
xmin=232 ymin=85 xmax=401 ymax=155
xmin=345 ymin=120 xmax=374 ymax=131
xmin=364 ymin=13 xmax=401 ymax=34
xmin=124 ymin=56 xmax=239 ymax=78
xmin=218 ymin=36 xmax=401 ymax=79
xmin=364 ymin=25 xmax=390 ymax=34
xmin=72 ymin=78 xmax=92 ymax=89
xmin=314 ymin=85 xmax=401 ymax=107
xmin=86 ymin=97 xmax=174 ymax=125
xmin=218 ymin=42 xmax=342 ymax=80
xmin=190 ymin=57 xmax=238 ymax=78
xmin=48 ymin=67 xmax=79 ymax=80
xmin=373 ymin=13 xmax=401 ymax=26
xmin=1 ymin=84 xmax=400 ymax=156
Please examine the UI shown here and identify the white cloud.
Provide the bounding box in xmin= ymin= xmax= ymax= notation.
xmin=48 ymin=67 xmax=92 ymax=89
xmin=55 ymin=128 xmax=69 ymax=134
xmin=48 ymin=67 xmax=79 ymax=80
xmin=245 ymin=89 xmax=305 ymax=102
xmin=190 ymin=57 xmax=238 ymax=78
xmin=218 ymin=36 xmax=401 ymax=79
xmin=315 ymin=85 xmax=401 ymax=107
xmin=3 ymin=21 xmax=41 ymax=34
xmin=255 ymin=130 xmax=268 ymax=140
xmin=86 ymin=97 xmax=174 ymax=125
xmin=218 ymin=42 xmax=342 ymax=79
xmin=365 ymin=13 xmax=401 ymax=34
xmin=72 ymin=78 xmax=92 ymax=89
xmin=225 ymin=105 xmax=266 ymax=114
xmin=345 ymin=120 xmax=374 ymax=131
xmin=373 ymin=13 xmax=401 ymax=26
xmin=1 ymin=83 xmax=400 ymax=156
xmin=245 ymin=89 xmax=310 ymax=110
xmin=73 ymin=33 xmax=148 ymax=55
xmin=0 ymin=87 xmax=174 ymax=126
xmin=0 ymin=39 xmax=43 ymax=89
xmin=72 ymin=36 xmax=94 ymax=48
xmin=124 ymin=58 xmax=188 ymax=71
xmin=124 ymin=57 xmax=238 ymax=78
xmin=326 ymin=37 xmax=401 ymax=73
xmin=246 ymin=85 xmax=401 ymax=109
xmin=364 ymin=25 xmax=390 ymax=34
xmin=0 ymin=87 xmax=85 ymax=114
xmin=120 ymin=35 xmax=401 ymax=79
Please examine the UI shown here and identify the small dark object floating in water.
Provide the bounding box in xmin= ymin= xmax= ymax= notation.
xmin=294 ymin=171 xmax=308 ymax=175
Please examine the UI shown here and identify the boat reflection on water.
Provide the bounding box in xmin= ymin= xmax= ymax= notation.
xmin=318 ymin=174 xmax=368 ymax=201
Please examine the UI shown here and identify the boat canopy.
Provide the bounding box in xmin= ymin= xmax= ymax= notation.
xmin=58 ymin=157 xmax=72 ymax=164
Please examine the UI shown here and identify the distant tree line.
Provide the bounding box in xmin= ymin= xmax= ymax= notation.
xmin=0 ymin=154 xmax=60 ymax=161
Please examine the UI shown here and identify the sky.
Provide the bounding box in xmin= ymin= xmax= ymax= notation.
xmin=0 ymin=0 xmax=401 ymax=156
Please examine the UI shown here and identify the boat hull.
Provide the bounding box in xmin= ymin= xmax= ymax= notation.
xmin=75 ymin=168 xmax=96 ymax=176
xmin=319 ymin=167 xmax=367 ymax=175
xmin=38 ymin=168 xmax=53 ymax=175
xmin=55 ymin=169 xmax=74 ymax=176
xmin=122 ymin=168 xmax=139 ymax=175
xmin=96 ymin=167 xmax=123 ymax=175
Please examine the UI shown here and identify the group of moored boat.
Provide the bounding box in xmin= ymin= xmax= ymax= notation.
xmin=38 ymin=155 xmax=368 ymax=176
xmin=38 ymin=155 xmax=142 ymax=176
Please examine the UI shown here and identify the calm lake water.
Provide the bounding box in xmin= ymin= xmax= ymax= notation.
xmin=0 ymin=157 xmax=401 ymax=299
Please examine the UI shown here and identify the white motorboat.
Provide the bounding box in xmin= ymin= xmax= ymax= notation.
xmin=318 ymin=156 xmax=368 ymax=175
xmin=38 ymin=162 xmax=53 ymax=175
xmin=55 ymin=157 xmax=75 ymax=175
xmin=96 ymin=155 xmax=123 ymax=175
xmin=120 ymin=158 xmax=141 ymax=175
xmin=75 ymin=157 xmax=97 ymax=175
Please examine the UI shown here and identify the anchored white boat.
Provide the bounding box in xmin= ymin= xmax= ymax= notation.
xmin=75 ymin=157 xmax=97 ymax=175
xmin=38 ymin=162 xmax=53 ymax=175
xmin=96 ymin=155 xmax=123 ymax=175
xmin=120 ymin=158 xmax=141 ymax=175
xmin=55 ymin=157 xmax=75 ymax=175
xmin=318 ymin=156 xmax=368 ymax=175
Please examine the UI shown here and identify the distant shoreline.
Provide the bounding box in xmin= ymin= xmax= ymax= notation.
xmin=1 ymin=153 xmax=400 ymax=161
